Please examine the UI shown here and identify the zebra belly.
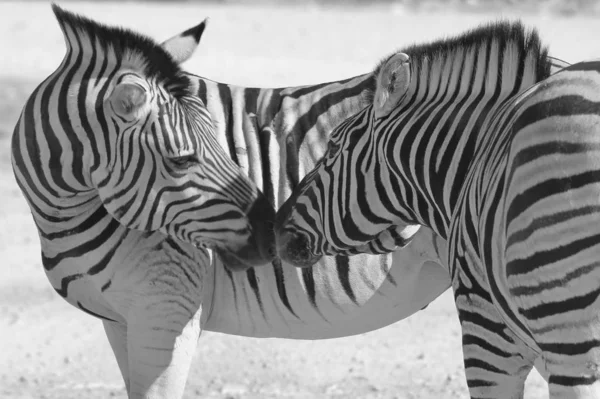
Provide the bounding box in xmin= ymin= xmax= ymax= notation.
xmin=204 ymin=230 xmax=451 ymax=339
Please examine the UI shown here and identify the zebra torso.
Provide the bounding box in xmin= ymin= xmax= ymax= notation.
xmin=196 ymin=74 xmax=450 ymax=338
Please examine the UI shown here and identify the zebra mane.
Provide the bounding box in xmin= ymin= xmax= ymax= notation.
xmin=51 ymin=4 xmax=192 ymax=98
xmin=371 ymin=20 xmax=550 ymax=99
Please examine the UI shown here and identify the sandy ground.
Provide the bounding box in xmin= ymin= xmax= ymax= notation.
xmin=1 ymin=2 xmax=600 ymax=398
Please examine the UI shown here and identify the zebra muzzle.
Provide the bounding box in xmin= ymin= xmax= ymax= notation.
xmin=218 ymin=190 xmax=276 ymax=271
xmin=275 ymin=228 xmax=322 ymax=268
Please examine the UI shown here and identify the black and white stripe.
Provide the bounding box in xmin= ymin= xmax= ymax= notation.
xmin=277 ymin=20 xmax=598 ymax=398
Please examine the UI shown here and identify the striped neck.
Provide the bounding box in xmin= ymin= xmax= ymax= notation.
xmin=382 ymin=30 xmax=551 ymax=237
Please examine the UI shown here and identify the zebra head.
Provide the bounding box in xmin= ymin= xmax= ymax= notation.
xmin=19 ymin=5 xmax=276 ymax=269
xmin=276 ymin=53 xmax=421 ymax=267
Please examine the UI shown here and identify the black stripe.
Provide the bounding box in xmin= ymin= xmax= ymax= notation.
xmin=196 ymin=77 xmax=208 ymax=104
xmin=549 ymin=374 xmax=597 ymax=386
xmin=101 ymin=280 xmax=112 ymax=292
xmin=507 ymin=204 xmax=600 ymax=249
xmin=538 ymin=338 xmax=600 ymax=355
xmin=54 ymin=273 xmax=84 ymax=297
xmin=74 ymin=35 xmax=97 ymax=187
xmin=507 ymin=231 xmax=600 ymax=278
xmin=48 ymin=28 xmax=83 ymax=194
xmin=77 ymin=301 xmax=117 ymax=322
xmin=335 ymin=255 xmax=358 ymax=305
xmin=217 ymin=84 xmax=238 ymax=165
xmin=301 ymin=267 xmax=317 ymax=309
xmin=42 ymin=203 xmax=107 ymax=240
xmin=91 ymin=62 xmax=119 ymax=176
xmin=224 ymin=267 xmax=238 ymax=306
xmin=462 ymin=334 xmax=514 ymax=358
xmin=510 ymin=261 xmax=598 ymax=297
xmin=88 ymin=230 xmax=129 ymax=276
xmin=42 ymin=216 xmax=122 ymax=271
xmin=464 ymin=358 xmax=507 ymax=374
xmin=246 ymin=268 xmax=265 ymax=315
xmin=564 ymin=60 xmax=600 ymax=73
xmin=466 ymin=379 xmax=495 ymax=388
xmin=272 ymin=258 xmax=299 ymax=318
xmin=519 ymin=285 xmax=600 ymax=320
xmin=380 ymin=254 xmax=397 ymax=286
xmin=284 ymin=75 xmax=359 ymax=100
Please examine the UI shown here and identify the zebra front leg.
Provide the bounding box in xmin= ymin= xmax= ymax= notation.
xmin=103 ymin=320 xmax=130 ymax=393
xmin=118 ymin=240 xmax=209 ymax=399
xmin=126 ymin=294 xmax=203 ymax=399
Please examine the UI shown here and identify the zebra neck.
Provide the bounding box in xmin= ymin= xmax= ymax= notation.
xmin=390 ymin=43 xmax=550 ymax=235
xmin=10 ymin=84 xmax=108 ymax=259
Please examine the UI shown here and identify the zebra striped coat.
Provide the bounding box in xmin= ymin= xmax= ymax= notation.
xmin=276 ymin=21 xmax=592 ymax=398
xmin=11 ymin=7 xmax=453 ymax=398
xmin=12 ymin=8 xmax=573 ymax=398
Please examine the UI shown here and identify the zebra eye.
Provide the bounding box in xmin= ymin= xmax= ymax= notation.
xmin=327 ymin=141 xmax=341 ymax=157
xmin=169 ymin=154 xmax=199 ymax=169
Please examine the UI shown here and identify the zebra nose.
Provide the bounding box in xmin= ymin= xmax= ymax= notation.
xmin=276 ymin=228 xmax=322 ymax=268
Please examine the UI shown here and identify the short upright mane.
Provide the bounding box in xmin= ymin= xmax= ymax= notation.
xmin=51 ymin=4 xmax=191 ymax=97
xmin=373 ymin=20 xmax=550 ymax=89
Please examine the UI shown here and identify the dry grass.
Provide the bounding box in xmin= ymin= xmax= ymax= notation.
xmin=1 ymin=2 xmax=599 ymax=398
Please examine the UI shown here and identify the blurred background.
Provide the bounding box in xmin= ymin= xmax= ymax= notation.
xmin=1 ymin=1 xmax=599 ymax=398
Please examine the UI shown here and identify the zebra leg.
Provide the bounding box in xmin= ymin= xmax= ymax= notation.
xmin=453 ymin=259 xmax=538 ymax=398
xmin=544 ymin=354 xmax=600 ymax=398
xmin=103 ymin=320 xmax=130 ymax=392
xmin=126 ymin=295 xmax=203 ymax=399
xmin=113 ymin=240 xmax=209 ymax=399
xmin=457 ymin=296 xmax=537 ymax=398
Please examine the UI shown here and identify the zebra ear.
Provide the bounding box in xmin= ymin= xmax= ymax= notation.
xmin=161 ymin=19 xmax=208 ymax=64
xmin=374 ymin=53 xmax=411 ymax=119
xmin=109 ymin=81 xmax=148 ymax=119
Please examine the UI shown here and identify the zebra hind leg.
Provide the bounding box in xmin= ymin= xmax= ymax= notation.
xmin=103 ymin=320 xmax=130 ymax=393
xmin=539 ymin=334 xmax=600 ymax=398
xmin=454 ymin=271 xmax=537 ymax=398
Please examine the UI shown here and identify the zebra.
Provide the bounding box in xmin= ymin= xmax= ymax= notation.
xmin=11 ymin=5 xmax=275 ymax=398
xmin=12 ymin=7 xmax=570 ymax=398
xmin=275 ymin=21 xmax=594 ymax=398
